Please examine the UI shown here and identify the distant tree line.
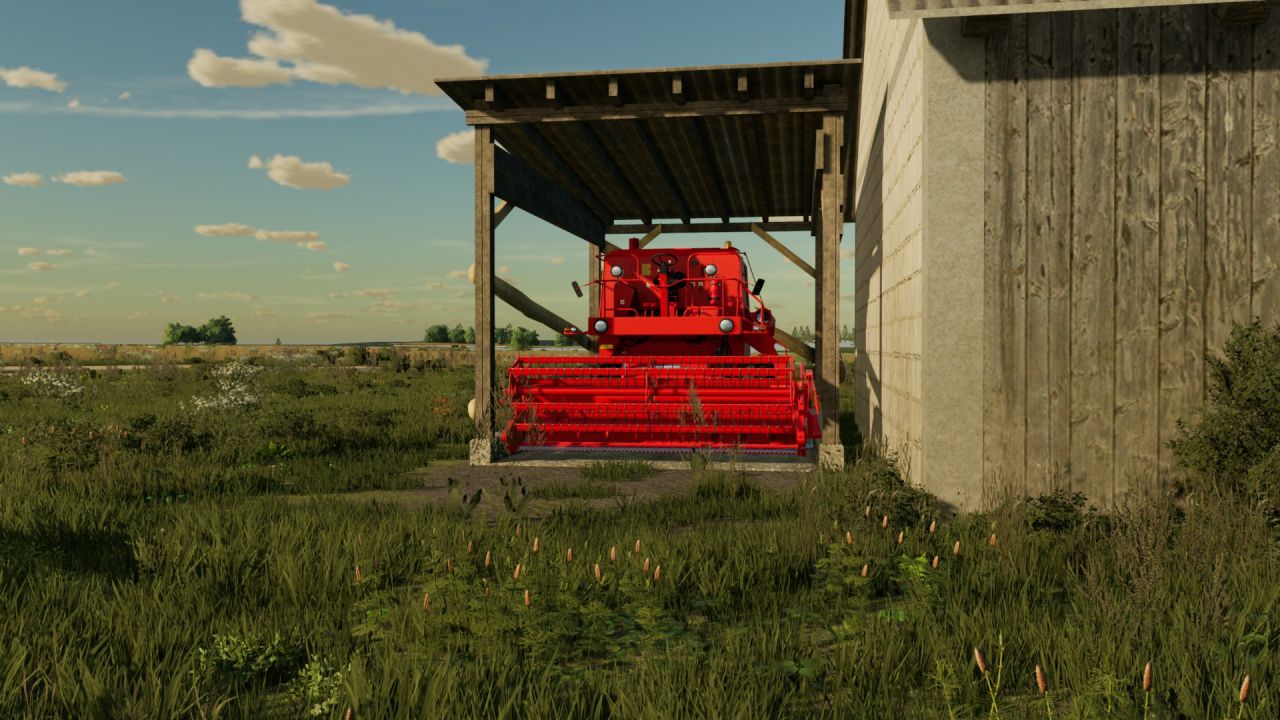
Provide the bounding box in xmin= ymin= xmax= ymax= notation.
xmin=424 ymin=323 xmax=554 ymax=351
xmin=162 ymin=316 xmax=237 ymax=345
xmin=788 ymin=325 xmax=857 ymax=343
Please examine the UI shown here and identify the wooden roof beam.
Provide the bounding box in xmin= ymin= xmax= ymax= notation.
xmin=518 ymin=124 xmax=614 ymax=224
xmin=493 ymin=276 xmax=594 ymax=352
xmin=578 ymin=123 xmax=654 ymax=223
xmin=494 ymin=146 xmax=605 ymax=247
xmin=607 ymin=220 xmax=810 ymax=234
xmin=634 ymin=120 xmax=692 ymax=224
xmin=751 ymin=118 xmax=775 ymax=221
xmin=493 ymin=199 xmax=515 ymax=228
xmin=693 ymin=118 xmax=733 ymax=223
xmin=464 ymin=96 xmax=848 ymax=125
xmin=636 ymin=225 xmax=663 ymax=249
xmin=752 ymin=223 xmax=815 ymax=277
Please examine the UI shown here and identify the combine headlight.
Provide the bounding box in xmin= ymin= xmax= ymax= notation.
xmin=719 ymin=319 xmax=734 ymax=333
xmin=610 ymin=265 xmax=623 ymax=277
xmin=594 ymin=320 xmax=609 ymax=333
xmin=705 ymin=264 xmax=718 ymax=277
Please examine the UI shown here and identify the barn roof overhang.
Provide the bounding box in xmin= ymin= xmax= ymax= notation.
xmin=881 ymin=0 xmax=1260 ymax=20
xmin=437 ymin=59 xmax=860 ymax=245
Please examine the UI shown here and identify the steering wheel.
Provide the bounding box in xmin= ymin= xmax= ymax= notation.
xmin=650 ymin=253 xmax=678 ymax=270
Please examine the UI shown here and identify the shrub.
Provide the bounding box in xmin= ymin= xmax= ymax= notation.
xmin=1171 ymin=320 xmax=1280 ymax=517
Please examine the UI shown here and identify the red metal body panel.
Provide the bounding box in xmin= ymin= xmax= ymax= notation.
xmin=499 ymin=239 xmax=822 ymax=456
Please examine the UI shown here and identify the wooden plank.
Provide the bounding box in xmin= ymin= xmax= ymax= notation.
xmin=493 ymin=147 xmax=606 ymax=247
xmin=982 ymin=17 xmax=1028 ymax=498
xmin=578 ymin=123 xmax=653 ymax=223
xmin=962 ymin=16 xmax=1011 ymax=38
xmin=1114 ymin=7 xmax=1161 ymax=498
xmin=1070 ymin=10 xmax=1116 ymax=504
xmin=633 ymin=120 xmax=692 ymax=223
xmin=1223 ymin=2 xmax=1272 ymax=25
xmin=816 ymin=113 xmax=844 ymax=458
xmin=773 ymin=325 xmax=816 ymax=363
xmin=693 ymin=118 xmax=733 ymax=222
xmin=1255 ymin=2 xmax=1280 ymax=320
xmin=518 ymin=124 xmax=614 ymax=223
xmin=1025 ymin=13 xmax=1053 ymax=496
xmin=493 ymin=200 xmax=515 ymax=229
xmin=636 ymin=225 xmax=663 ymax=249
xmin=1047 ymin=13 xmax=1074 ymax=492
xmin=752 ymin=223 xmax=816 ymax=277
xmin=1205 ymin=8 xmax=1254 ymax=363
xmin=493 ymin=276 xmax=594 ymax=352
xmin=473 ymin=126 xmax=496 ymax=461
xmin=464 ymin=96 xmax=850 ymax=125
xmin=1158 ymin=5 xmax=1208 ymax=481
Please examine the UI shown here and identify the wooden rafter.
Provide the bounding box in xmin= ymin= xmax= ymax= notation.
xmin=693 ymin=118 xmax=733 ymax=222
xmin=578 ymin=123 xmax=653 ymax=223
xmin=493 ymin=199 xmax=515 ymax=228
xmin=752 ymin=223 xmax=816 ymax=277
xmin=494 ymin=147 xmax=605 ymax=247
xmin=751 ymin=117 xmax=775 ymax=220
xmin=637 ymin=225 xmax=663 ymax=248
xmin=493 ymin=276 xmax=594 ymax=352
xmin=634 ymin=120 xmax=692 ymax=223
xmin=464 ymin=97 xmax=849 ymax=125
xmin=518 ymin=124 xmax=614 ymax=224
xmin=607 ymin=220 xmax=809 ymax=234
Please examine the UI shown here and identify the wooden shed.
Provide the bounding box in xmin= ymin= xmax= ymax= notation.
xmin=849 ymin=0 xmax=1280 ymax=510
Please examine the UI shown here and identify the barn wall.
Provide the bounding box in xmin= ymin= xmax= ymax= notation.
xmin=981 ymin=3 xmax=1280 ymax=504
xmin=853 ymin=0 xmax=927 ymax=482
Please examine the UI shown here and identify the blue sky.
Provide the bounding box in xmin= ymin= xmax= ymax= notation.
xmin=1 ymin=0 xmax=851 ymax=344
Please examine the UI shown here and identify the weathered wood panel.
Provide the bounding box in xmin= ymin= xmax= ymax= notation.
xmin=1048 ymin=14 xmax=1076 ymax=492
xmin=473 ymin=126 xmax=496 ymax=461
xmin=1205 ymin=7 xmax=1254 ymax=362
xmin=983 ymin=16 xmax=1028 ymax=498
xmin=1157 ymin=5 xmax=1207 ymax=479
xmin=1069 ymin=11 xmax=1117 ymax=502
xmin=1256 ymin=6 xmax=1280 ymax=321
xmin=1114 ymin=8 xmax=1161 ymax=496
xmin=1025 ymin=14 xmax=1054 ymax=497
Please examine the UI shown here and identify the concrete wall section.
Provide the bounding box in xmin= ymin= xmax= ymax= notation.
xmin=853 ymin=0 xmax=926 ymax=483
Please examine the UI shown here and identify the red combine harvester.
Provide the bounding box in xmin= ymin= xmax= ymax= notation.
xmin=500 ymin=237 xmax=821 ymax=456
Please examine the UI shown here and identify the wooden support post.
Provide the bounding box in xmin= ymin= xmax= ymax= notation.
xmin=588 ymin=245 xmax=601 ymax=318
xmin=472 ymin=126 xmax=496 ymax=465
xmin=815 ymin=113 xmax=844 ymax=469
xmin=752 ymin=223 xmax=816 ymax=277
xmin=494 ymin=276 xmax=594 ymax=352
xmin=493 ymin=200 xmax=515 ymax=229
xmin=637 ymin=224 xmax=663 ymax=249
xmin=772 ymin=326 xmax=815 ymax=364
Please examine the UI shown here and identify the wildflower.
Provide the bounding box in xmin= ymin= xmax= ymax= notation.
xmin=524 ymin=589 xmax=532 ymax=607
xmin=1035 ymin=664 xmax=1047 ymax=695
xmin=1143 ymin=662 xmax=1152 ymax=693
xmin=1239 ymin=675 xmax=1251 ymax=704
xmin=974 ymin=647 xmax=988 ymax=675
xmin=653 ymin=565 xmax=662 ymax=582
xmin=513 ymin=563 xmax=522 ymax=580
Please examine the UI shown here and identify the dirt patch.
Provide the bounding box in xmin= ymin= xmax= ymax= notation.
xmin=307 ymin=459 xmax=811 ymax=520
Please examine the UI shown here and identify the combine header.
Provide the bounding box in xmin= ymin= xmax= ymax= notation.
xmin=501 ymin=238 xmax=820 ymax=456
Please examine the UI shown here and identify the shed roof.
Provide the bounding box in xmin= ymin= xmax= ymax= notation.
xmin=880 ymin=0 xmax=1256 ymax=20
xmin=437 ymin=59 xmax=860 ymax=229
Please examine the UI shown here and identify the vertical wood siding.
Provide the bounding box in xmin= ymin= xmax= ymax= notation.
xmin=984 ymin=3 xmax=1280 ymax=501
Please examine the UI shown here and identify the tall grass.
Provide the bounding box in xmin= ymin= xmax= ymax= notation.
xmin=0 ymin=359 xmax=1276 ymax=718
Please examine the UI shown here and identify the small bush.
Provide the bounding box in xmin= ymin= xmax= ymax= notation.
xmin=1024 ymin=488 xmax=1091 ymax=533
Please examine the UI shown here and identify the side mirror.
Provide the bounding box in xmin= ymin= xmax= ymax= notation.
xmin=571 ymin=281 xmax=583 ymax=298
xmin=752 ymin=278 xmax=765 ymax=296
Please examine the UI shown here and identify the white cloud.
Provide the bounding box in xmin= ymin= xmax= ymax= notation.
xmin=159 ymin=291 xmax=180 ymax=303
xmin=0 ymin=66 xmax=66 ymax=93
xmin=188 ymin=0 xmax=487 ymax=95
xmin=195 ymin=223 xmax=257 ymax=237
xmin=74 ymin=289 xmax=91 ymax=298
xmin=252 ymin=306 xmax=274 ymax=317
xmin=303 ymin=240 xmax=327 ymax=251
xmin=548 ymin=256 xmax=565 ymax=265
xmin=840 ymin=248 xmax=855 ymax=259
xmin=67 ymin=97 xmax=80 ymax=110
xmin=32 ymin=296 xmax=53 ymax=305
xmin=251 ymin=154 xmax=350 ymax=190
xmin=56 ymin=170 xmax=127 ymax=186
xmin=118 ymin=91 xmax=131 ymax=100
xmin=0 ymin=305 xmax=22 ymax=312
xmin=369 ymin=300 xmax=412 ymax=312
xmin=255 ymin=229 xmax=318 ymax=243
xmin=0 ymin=98 xmax=451 ymax=120
xmin=198 ymin=292 xmax=218 ymax=300
xmin=17 ymin=247 xmax=41 ymax=257
xmin=446 ymin=269 xmax=468 ymax=280
xmin=424 ymin=281 xmax=445 ymax=290
xmin=226 ymin=291 xmax=259 ymax=301
xmin=127 ymin=311 xmax=147 ymax=320
xmin=498 ymin=265 xmax=511 ymax=275
xmin=353 ymin=288 xmax=396 ymax=299
xmin=333 ymin=261 xmax=350 ymax=272
xmin=3 ymin=172 xmax=44 ymax=187
xmin=28 ymin=261 xmax=56 ymax=271
xmin=45 ymin=249 xmax=72 ymax=257
xmin=306 ymin=311 xmax=353 ymax=322
xmin=328 ymin=292 xmax=348 ymax=299
xmin=436 ymin=129 xmax=474 ymax=164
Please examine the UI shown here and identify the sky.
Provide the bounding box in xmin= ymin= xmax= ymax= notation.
xmin=1 ymin=0 xmax=853 ymax=344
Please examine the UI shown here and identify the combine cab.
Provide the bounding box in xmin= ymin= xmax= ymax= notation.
xmin=501 ymin=238 xmax=820 ymax=456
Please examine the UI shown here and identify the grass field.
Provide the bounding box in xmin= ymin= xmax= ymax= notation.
xmin=1 ymin=357 xmax=1276 ymax=718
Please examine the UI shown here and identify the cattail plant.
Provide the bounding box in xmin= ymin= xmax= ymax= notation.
xmin=953 ymin=540 xmax=961 ymax=557
xmin=512 ymin=563 xmax=522 ymax=581
xmin=523 ymin=588 xmax=531 ymax=607
xmin=643 ymin=557 xmax=651 ymax=575
xmin=1142 ymin=661 xmax=1153 ymax=720
xmin=532 ymin=537 xmax=540 ymax=554
xmin=1035 ymin=664 xmax=1052 ymax=719
xmin=610 ymin=545 xmax=617 ymax=562
xmin=467 ymin=541 xmax=473 ymax=554
xmin=931 ymin=555 xmax=940 ymax=570
xmin=860 ymin=563 xmax=869 ymax=578
xmin=354 ymin=565 xmax=363 ymax=583
xmin=483 ymin=550 xmax=492 ymax=568
xmin=1237 ymin=674 xmax=1250 ymax=719
xmin=897 ymin=530 xmax=905 ymax=546
xmin=974 ymin=635 xmax=1005 ymax=719
xmin=422 ymin=592 xmax=430 ymax=611
xmin=864 ymin=505 xmax=871 ymax=518
xmin=634 ymin=538 xmax=642 ymax=554
xmin=845 ymin=530 xmax=853 ymax=545
xmin=593 ymin=563 xmax=602 ymax=582
xmin=566 ymin=547 xmax=573 ymax=563
xmin=446 ymin=559 xmax=453 ymax=574
xmin=881 ymin=515 xmax=890 ymax=529
xmin=988 ymin=533 xmax=997 ymax=547
xmin=653 ymin=565 xmax=662 ymax=582
xmin=929 ymin=519 xmax=937 ymax=534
